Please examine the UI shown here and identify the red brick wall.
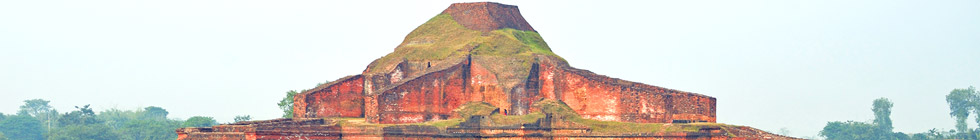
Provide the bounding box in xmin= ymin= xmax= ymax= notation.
xmin=441 ymin=2 xmax=536 ymax=32
xmin=295 ymin=57 xmax=714 ymax=123
xmin=295 ymin=75 xmax=365 ymax=118
xmin=374 ymin=62 xmax=470 ymax=123
xmin=669 ymin=92 xmax=717 ymax=122
xmin=356 ymin=55 xmax=715 ymax=123
xmin=467 ymin=61 xmax=511 ymax=111
xmin=532 ymin=57 xmax=716 ymax=123
xmin=292 ymin=2 xmax=714 ymax=124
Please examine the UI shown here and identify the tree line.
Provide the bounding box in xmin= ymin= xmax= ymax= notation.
xmin=820 ymin=86 xmax=978 ymax=140
xmin=0 ymin=79 xmax=328 ymax=140
xmin=0 ymin=99 xmax=251 ymax=140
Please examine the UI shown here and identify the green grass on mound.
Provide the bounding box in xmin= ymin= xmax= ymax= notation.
xmin=366 ymin=13 xmax=563 ymax=74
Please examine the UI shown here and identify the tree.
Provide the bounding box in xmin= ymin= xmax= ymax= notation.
xmin=96 ymin=107 xmax=182 ymax=140
xmin=234 ymin=115 xmax=252 ymax=123
xmin=946 ymin=86 xmax=978 ymax=136
xmin=278 ymin=90 xmax=300 ymax=118
xmin=58 ymin=105 xmax=100 ymax=125
xmin=183 ymin=116 xmax=218 ymax=127
xmin=0 ymin=131 xmax=8 ymax=140
xmin=911 ymin=133 xmax=928 ymax=140
xmin=873 ymin=98 xmax=894 ymax=135
xmin=45 ymin=104 xmax=122 ymax=140
xmin=0 ymin=115 xmax=43 ymax=140
xmin=121 ymin=119 xmax=179 ymax=140
xmin=45 ymin=123 xmax=121 ymax=140
xmin=821 ymin=97 xmax=903 ymax=140
xmin=17 ymin=99 xmax=58 ymax=132
xmin=820 ymin=121 xmax=875 ymax=140
xmin=143 ymin=106 xmax=169 ymax=120
xmin=97 ymin=108 xmax=139 ymax=131
xmin=777 ymin=127 xmax=790 ymax=136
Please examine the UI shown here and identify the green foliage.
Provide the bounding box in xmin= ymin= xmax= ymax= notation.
xmin=45 ymin=104 xmax=124 ymax=140
xmin=777 ymin=127 xmax=790 ymax=136
xmin=45 ymin=124 xmax=121 ymax=140
xmin=821 ymin=97 xmax=905 ymax=140
xmin=820 ymin=121 xmax=875 ymax=140
xmin=944 ymin=86 xmax=980 ymax=139
xmin=234 ymin=115 xmax=252 ymax=123
xmin=872 ymin=98 xmax=894 ymax=135
xmin=97 ymin=107 xmax=182 ymax=140
xmin=412 ymin=119 xmax=465 ymax=128
xmin=366 ymin=13 xmax=563 ymax=75
xmin=58 ymin=104 xmax=101 ymax=126
xmin=143 ymin=106 xmax=169 ymax=120
xmin=946 ymin=86 xmax=975 ymax=133
xmin=97 ymin=108 xmax=141 ymax=132
xmin=453 ymin=102 xmax=498 ymax=118
xmin=823 ymin=89 xmax=980 ymax=140
xmin=0 ymin=115 xmax=43 ymax=140
xmin=3 ymin=99 xmax=189 ymax=140
xmin=17 ymin=99 xmax=58 ymax=132
xmin=912 ymin=133 xmax=929 ymax=140
xmin=183 ymin=116 xmax=218 ymax=127
xmin=278 ymin=90 xmax=300 ymax=118
xmin=367 ymin=13 xmax=478 ymax=73
xmin=488 ymin=113 xmax=544 ymax=126
xmin=120 ymin=119 xmax=181 ymax=140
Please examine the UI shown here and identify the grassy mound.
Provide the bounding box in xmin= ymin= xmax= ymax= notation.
xmin=365 ymin=13 xmax=564 ymax=75
xmin=453 ymin=102 xmax=498 ymax=118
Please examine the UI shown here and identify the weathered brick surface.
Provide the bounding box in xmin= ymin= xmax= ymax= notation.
xmin=295 ymin=75 xmax=365 ymax=118
xmin=552 ymin=65 xmax=715 ymax=123
xmin=178 ymin=2 xmax=778 ymax=139
xmin=374 ymin=59 xmax=470 ymax=123
xmin=466 ymin=60 xmax=511 ymax=112
xmin=177 ymin=117 xmax=801 ymax=140
xmin=442 ymin=2 xmax=536 ymax=32
xmin=292 ymin=55 xmax=715 ymax=123
xmin=176 ymin=118 xmax=342 ymax=140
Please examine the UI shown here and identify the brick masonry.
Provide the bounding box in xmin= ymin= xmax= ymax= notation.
xmin=173 ymin=2 xmax=801 ymax=140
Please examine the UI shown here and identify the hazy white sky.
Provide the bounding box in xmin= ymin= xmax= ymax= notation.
xmin=1 ymin=0 xmax=977 ymax=138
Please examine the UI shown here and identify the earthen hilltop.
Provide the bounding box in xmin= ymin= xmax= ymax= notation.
xmin=177 ymin=2 xmax=801 ymax=140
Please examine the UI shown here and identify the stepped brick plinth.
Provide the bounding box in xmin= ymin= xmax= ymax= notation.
xmin=177 ymin=2 xmax=799 ymax=140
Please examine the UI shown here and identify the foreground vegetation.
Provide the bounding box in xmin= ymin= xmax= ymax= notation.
xmin=821 ymin=86 xmax=978 ymax=140
xmin=0 ymin=99 xmax=238 ymax=140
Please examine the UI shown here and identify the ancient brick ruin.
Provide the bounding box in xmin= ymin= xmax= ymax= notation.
xmin=294 ymin=55 xmax=717 ymax=124
xmin=177 ymin=2 xmax=798 ymax=140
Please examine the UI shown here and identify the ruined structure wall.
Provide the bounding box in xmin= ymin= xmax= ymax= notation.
xmin=668 ymin=92 xmax=717 ymax=122
xmin=360 ymin=55 xmax=714 ymax=123
xmin=363 ymin=59 xmax=457 ymax=122
xmin=294 ymin=58 xmax=713 ymax=123
xmin=374 ymin=61 xmax=470 ymax=124
xmin=441 ymin=2 xmax=535 ymax=32
xmin=467 ymin=61 xmax=511 ymax=112
xmin=363 ymin=74 xmax=387 ymax=122
xmin=177 ymin=118 xmax=343 ymax=140
xmin=532 ymin=56 xmax=715 ymax=123
xmin=294 ymin=75 xmax=365 ymax=118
